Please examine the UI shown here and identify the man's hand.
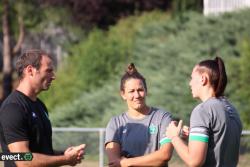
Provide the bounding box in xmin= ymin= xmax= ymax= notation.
xmin=64 ymin=144 xmax=86 ymax=166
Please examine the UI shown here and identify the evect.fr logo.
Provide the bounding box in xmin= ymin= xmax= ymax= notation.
xmin=0 ymin=153 xmax=33 ymax=161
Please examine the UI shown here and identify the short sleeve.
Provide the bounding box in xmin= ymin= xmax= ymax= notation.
xmin=105 ymin=117 xmax=120 ymax=146
xmin=189 ymin=105 xmax=209 ymax=142
xmin=0 ymin=103 xmax=29 ymax=144
xmin=159 ymin=112 xmax=172 ymax=146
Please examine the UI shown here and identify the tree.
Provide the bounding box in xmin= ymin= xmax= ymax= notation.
xmin=1 ymin=0 xmax=24 ymax=101
xmin=236 ymin=39 xmax=250 ymax=128
xmin=40 ymin=0 xmax=171 ymax=29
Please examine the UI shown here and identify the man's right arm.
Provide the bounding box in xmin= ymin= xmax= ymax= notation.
xmin=8 ymin=141 xmax=85 ymax=167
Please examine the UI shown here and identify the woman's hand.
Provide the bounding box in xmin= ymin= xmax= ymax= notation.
xmin=181 ymin=125 xmax=190 ymax=140
xmin=108 ymin=159 xmax=121 ymax=167
xmin=166 ymin=120 xmax=183 ymax=139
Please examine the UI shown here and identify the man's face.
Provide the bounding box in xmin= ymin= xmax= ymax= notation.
xmin=32 ymin=55 xmax=55 ymax=92
xmin=120 ymin=78 xmax=147 ymax=111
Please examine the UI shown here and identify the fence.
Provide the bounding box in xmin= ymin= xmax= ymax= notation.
xmin=52 ymin=127 xmax=105 ymax=167
xmin=52 ymin=128 xmax=250 ymax=167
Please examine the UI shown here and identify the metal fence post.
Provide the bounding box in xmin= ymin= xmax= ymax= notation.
xmin=99 ymin=129 xmax=105 ymax=167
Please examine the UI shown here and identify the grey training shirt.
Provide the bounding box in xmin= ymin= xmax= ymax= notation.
xmin=189 ymin=97 xmax=242 ymax=167
xmin=105 ymin=107 xmax=172 ymax=157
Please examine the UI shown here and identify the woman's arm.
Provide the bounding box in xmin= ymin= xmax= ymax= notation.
xmin=172 ymin=136 xmax=207 ymax=167
xmin=120 ymin=143 xmax=173 ymax=167
xmin=167 ymin=121 xmax=208 ymax=167
xmin=105 ymin=142 xmax=122 ymax=167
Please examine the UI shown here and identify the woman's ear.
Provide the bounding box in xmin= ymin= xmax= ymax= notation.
xmin=120 ymin=90 xmax=127 ymax=100
xmin=201 ymin=73 xmax=209 ymax=86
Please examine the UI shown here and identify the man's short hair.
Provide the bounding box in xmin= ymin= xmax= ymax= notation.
xmin=15 ymin=49 xmax=53 ymax=79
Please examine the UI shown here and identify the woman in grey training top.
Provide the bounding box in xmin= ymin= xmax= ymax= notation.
xmin=105 ymin=63 xmax=173 ymax=167
xmin=166 ymin=57 xmax=242 ymax=167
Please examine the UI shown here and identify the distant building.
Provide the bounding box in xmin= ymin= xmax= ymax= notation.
xmin=204 ymin=0 xmax=250 ymax=16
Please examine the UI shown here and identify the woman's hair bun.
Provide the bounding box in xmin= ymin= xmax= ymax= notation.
xmin=126 ymin=63 xmax=137 ymax=75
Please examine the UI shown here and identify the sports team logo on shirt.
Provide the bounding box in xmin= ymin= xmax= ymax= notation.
xmin=149 ymin=124 xmax=157 ymax=134
xmin=32 ymin=112 xmax=37 ymax=118
xmin=122 ymin=128 xmax=127 ymax=134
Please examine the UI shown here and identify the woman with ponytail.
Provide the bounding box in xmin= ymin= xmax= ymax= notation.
xmin=166 ymin=57 xmax=242 ymax=167
xmin=105 ymin=63 xmax=173 ymax=167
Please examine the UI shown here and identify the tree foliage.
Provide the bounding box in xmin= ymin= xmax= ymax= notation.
xmin=49 ymin=9 xmax=250 ymax=128
xmin=39 ymin=0 xmax=172 ymax=29
xmin=1 ymin=1 xmax=249 ymax=128
xmin=39 ymin=11 xmax=166 ymax=111
xmin=39 ymin=0 xmax=202 ymax=29
xmin=0 ymin=0 xmax=27 ymax=101
xmin=229 ymin=39 xmax=250 ymax=129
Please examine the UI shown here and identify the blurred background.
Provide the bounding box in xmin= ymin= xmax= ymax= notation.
xmin=0 ymin=0 xmax=250 ymax=166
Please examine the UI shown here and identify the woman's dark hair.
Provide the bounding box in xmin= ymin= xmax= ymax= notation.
xmin=196 ymin=56 xmax=227 ymax=97
xmin=120 ymin=63 xmax=147 ymax=92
